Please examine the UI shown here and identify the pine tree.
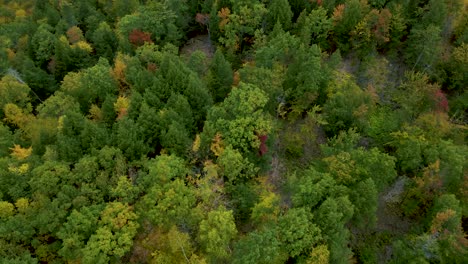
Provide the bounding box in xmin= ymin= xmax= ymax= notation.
xmin=207 ymin=50 xmax=233 ymax=103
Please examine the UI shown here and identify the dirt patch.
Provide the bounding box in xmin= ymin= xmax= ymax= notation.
xmin=180 ymin=34 xmax=215 ymax=59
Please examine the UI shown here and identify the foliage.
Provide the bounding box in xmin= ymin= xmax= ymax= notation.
xmin=0 ymin=1 xmax=466 ymax=263
xmin=198 ymin=206 xmax=237 ymax=260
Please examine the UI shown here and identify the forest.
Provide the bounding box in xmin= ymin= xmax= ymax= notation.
xmin=0 ymin=0 xmax=467 ymax=263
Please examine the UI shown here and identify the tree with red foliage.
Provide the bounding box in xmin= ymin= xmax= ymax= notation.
xmin=128 ymin=29 xmax=153 ymax=47
xmin=433 ymin=89 xmax=449 ymax=113
xmin=258 ymin=135 xmax=268 ymax=156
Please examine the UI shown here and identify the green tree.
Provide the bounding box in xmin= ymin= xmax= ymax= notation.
xmin=0 ymin=75 xmax=31 ymax=118
xmin=217 ymin=145 xmax=258 ymax=182
xmin=405 ymin=25 xmax=442 ymax=73
xmin=187 ymin=50 xmax=208 ymax=77
xmin=323 ymin=72 xmax=374 ymax=134
xmin=349 ymin=178 xmax=378 ymax=228
xmin=314 ymin=196 xmax=354 ymax=263
xmin=218 ymin=1 xmax=267 ymax=52
xmin=206 ymin=49 xmax=233 ymax=103
xmin=29 ymin=161 xmax=70 ymax=199
xmin=239 ymin=63 xmax=285 ymax=114
xmin=139 ymin=178 xmax=197 ymax=228
xmin=393 ymin=72 xmax=440 ymax=120
xmin=30 ymin=24 xmax=56 ymax=67
xmin=55 ymin=110 xmax=86 ymax=162
xmin=82 ymin=202 xmax=139 ymax=264
xmin=266 ymin=0 xmax=293 ymax=31
xmin=0 ymin=124 xmax=14 ymax=158
xmin=136 ymin=102 xmax=161 ymax=148
xmin=150 ymin=225 xmax=201 ymax=264
xmin=112 ymin=117 xmax=148 ymax=161
xmin=61 ymin=58 xmax=118 ymax=111
xmin=90 ymin=22 xmax=118 ymax=61
xmin=332 ymin=0 xmax=368 ymax=52
xmin=292 ymin=168 xmax=339 ymax=209
xmin=144 ymin=154 xmax=187 ymax=185
xmin=233 ymin=229 xmax=286 ymax=264
xmin=199 ymin=206 xmax=237 ymax=261
xmin=202 ymin=82 xmax=271 ymax=156
xmin=100 ymin=0 xmax=139 ymax=22
xmin=116 ymin=2 xmax=182 ymax=48
xmin=57 ymin=204 xmax=104 ymax=261
xmin=283 ymin=44 xmax=328 ymax=113
xmin=36 ymin=92 xmax=80 ymax=119
xmin=387 ymin=4 xmax=407 ymax=49
xmin=295 ymin=7 xmax=332 ymax=47
xmin=165 ymin=93 xmax=195 ymax=132
xmin=445 ymin=43 xmax=468 ymax=91
xmin=278 ymin=207 xmax=322 ymax=258
xmin=160 ymin=120 xmax=192 ymax=156
xmin=421 ymin=0 xmax=448 ymax=28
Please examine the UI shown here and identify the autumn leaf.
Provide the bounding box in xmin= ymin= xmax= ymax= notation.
xmin=10 ymin=144 xmax=32 ymax=160
xmin=218 ymin=7 xmax=231 ymax=30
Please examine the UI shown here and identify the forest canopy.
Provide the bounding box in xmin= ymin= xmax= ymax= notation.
xmin=0 ymin=0 xmax=467 ymax=263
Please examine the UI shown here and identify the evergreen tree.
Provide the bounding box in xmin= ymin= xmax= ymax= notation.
xmin=266 ymin=0 xmax=293 ymax=31
xmin=207 ymin=50 xmax=233 ymax=103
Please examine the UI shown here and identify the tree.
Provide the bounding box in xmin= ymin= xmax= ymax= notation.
xmin=405 ymin=25 xmax=442 ymax=73
xmin=393 ymin=72 xmax=440 ymax=120
xmin=202 ymin=82 xmax=272 ymax=156
xmin=307 ymin=244 xmax=330 ymax=264
xmin=0 ymin=124 xmax=14 ymax=158
xmin=82 ymin=202 xmax=139 ymax=264
xmin=295 ymin=7 xmax=332 ymax=47
xmin=323 ymin=72 xmax=374 ymax=134
xmin=150 ymin=225 xmax=201 ymax=264
xmin=144 ymin=154 xmax=187 ymax=185
xmin=30 ymin=24 xmax=56 ymax=67
xmin=57 ymin=204 xmax=104 ymax=262
xmin=29 ymin=161 xmax=70 ymax=199
xmin=218 ymin=1 xmax=267 ymax=52
xmin=183 ymin=73 xmax=213 ymax=129
xmin=101 ymin=0 xmax=139 ymax=22
xmin=36 ymin=91 xmax=80 ymax=119
xmin=349 ymin=8 xmax=392 ymax=55
xmin=60 ymin=57 xmax=118 ymax=112
xmin=278 ymin=207 xmax=322 ymax=258
xmin=387 ymin=4 xmax=407 ymax=49
xmin=90 ymin=22 xmax=118 ymax=61
xmin=206 ymin=49 xmax=233 ymax=103
xmin=421 ymin=0 xmax=448 ymax=29
xmin=332 ymin=0 xmax=368 ymax=52
xmin=112 ymin=117 xmax=149 ymax=161
xmin=187 ymin=50 xmax=208 ymax=77
xmin=232 ymin=229 xmax=285 ymax=264
xmin=239 ymin=64 xmax=285 ymax=114
xmin=292 ymin=168 xmax=339 ymax=208
xmin=314 ymin=196 xmax=354 ymax=263
xmin=266 ymin=0 xmax=293 ymax=31
xmin=283 ymin=44 xmax=328 ymax=113
xmin=165 ymin=93 xmax=195 ymax=132
xmin=116 ymin=2 xmax=182 ymax=48
xmin=349 ymin=178 xmax=378 ymax=228
xmin=430 ymin=194 xmax=468 ymax=263
xmin=160 ymin=120 xmax=192 ymax=156
xmin=198 ymin=206 xmax=237 ymax=261
xmin=138 ymin=178 xmax=197 ymax=228
xmin=0 ymin=75 xmax=31 ymax=118
xmin=445 ymin=43 xmax=468 ymax=91
xmin=217 ymin=145 xmax=258 ymax=182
